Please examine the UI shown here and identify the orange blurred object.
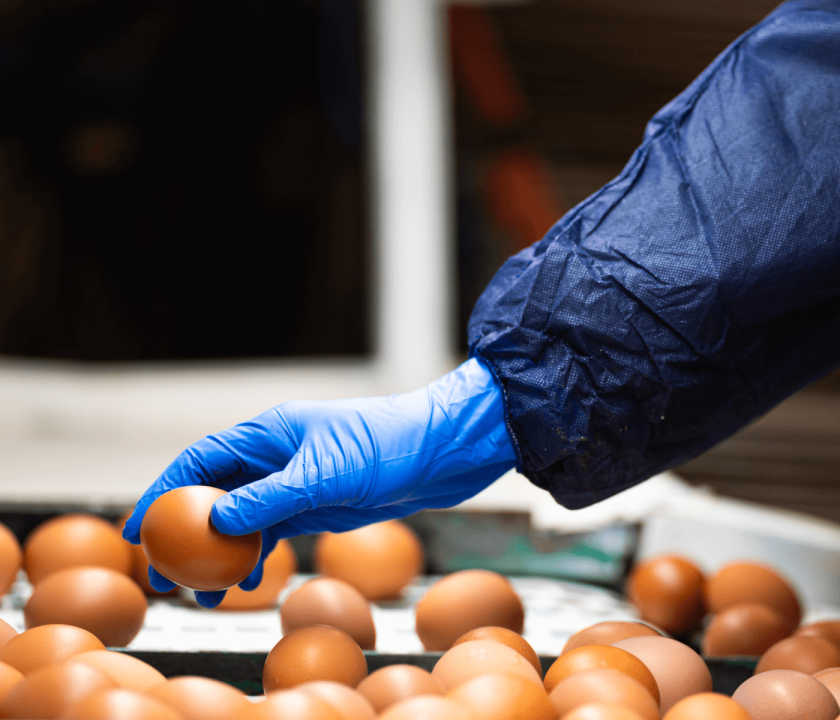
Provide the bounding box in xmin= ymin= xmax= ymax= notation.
xmin=356 ymin=665 xmax=444 ymax=714
xmin=452 ymin=626 xmax=542 ymax=678
xmin=702 ymin=603 xmax=792 ymax=657
xmin=796 ymin=621 xmax=840 ymax=648
xmin=755 ymin=636 xmax=840 ymax=675
xmin=562 ymin=623 xmax=661 ymax=655
xmin=147 ymin=676 xmax=249 ymax=720
xmin=296 ymin=681 xmax=377 ymax=720
xmin=548 ymin=669 xmax=658 ymax=720
xmin=626 ymin=555 xmax=705 ymax=634
xmin=0 ymin=661 xmax=116 ymax=720
xmin=0 ymin=523 xmax=21 ymax=598
xmin=432 ymin=639 xmax=542 ymax=692
xmin=0 ymin=621 xmax=17 ymax=651
xmin=813 ymin=667 xmax=840 ymax=707
xmin=61 ymin=688 xmax=183 ymax=720
xmin=378 ymin=695 xmax=472 ymax=720
xmin=0 ymin=662 xmax=23 ymax=705
xmin=484 ymin=150 xmax=566 ymax=253
xmin=448 ymin=6 xmax=526 ymax=127
xmin=544 ymin=645 xmax=659 ymax=703
xmin=72 ymin=651 xmax=165 ymax=693
xmin=662 ymin=692 xmax=752 ymax=720
xmin=218 ymin=540 xmax=296 ymax=610
xmin=314 ymin=521 xmax=422 ymax=601
xmin=704 ymin=562 xmax=801 ymax=631
xmin=560 ymin=704 xmax=648 ymax=720
xmin=446 ymin=672 xmax=557 ymax=720
xmin=0 ymin=624 xmax=105 ymax=675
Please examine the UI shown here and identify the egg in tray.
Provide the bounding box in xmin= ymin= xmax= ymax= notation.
xmin=0 ymin=507 xmax=840 ymax=718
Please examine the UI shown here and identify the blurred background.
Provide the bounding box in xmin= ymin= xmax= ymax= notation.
xmin=0 ymin=0 xmax=837 ymax=535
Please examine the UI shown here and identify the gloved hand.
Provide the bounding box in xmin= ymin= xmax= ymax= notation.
xmin=122 ymin=358 xmax=516 ymax=607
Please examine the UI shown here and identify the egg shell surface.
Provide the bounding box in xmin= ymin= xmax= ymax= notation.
xmin=612 ymin=635 xmax=711 ymax=715
xmin=626 ymin=555 xmax=705 ymax=634
xmin=446 ymin=672 xmax=558 ymax=720
xmin=24 ymin=514 xmax=132 ymax=586
xmin=0 ymin=663 xmax=23 ymax=704
xmin=704 ymin=561 xmax=801 ymax=631
xmin=296 ymin=681 xmax=377 ymax=720
xmin=24 ymin=566 xmax=147 ymax=647
xmin=544 ymin=644 xmax=659 ymax=703
xmin=562 ymin=622 xmax=661 ymax=655
xmin=217 ymin=540 xmax=296 ymax=610
xmin=432 ymin=639 xmax=542 ymax=691
xmin=732 ymin=669 xmax=840 ymax=720
xmin=797 ymin=622 xmax=840 ymax=648
xmin=661 ymin=692 xmax=752 ymax=720
xmin=315 ymin=521 xmax=423 ymax=601
xmin=416 ymin=570 xmax=524 ymax=651
xmin=702 ymin=602 xmax=792 ymax=656
xmin=60 ymin=688 xmax=184 ymax=720
xmin=0 ymin=661 xmax=116 ymax=720
xmin=378 ymin=695 xmax=472 ymax=720
xmin=0 ymin=524 xmax=21 ymax=598
xmin=262 ymin=625 xmax=367 ymax=692
xmin=452 ymin=626 xmax=542 ymax=678
xmin=72 ymin=650 xmax=165 ymax=692
xmin=547 ymin=668 xmax=658 ymax=720
xmin=356 ymin=665 xmax=444 ymax=713
xmin=280 ymin=577 xmax=376 ymax=649
xmin=147 ymin=676 xmax=249 ymax=720
xmin=813 ymin=667 xmax=840 ymax=707
xmin=0 ymin=621 xmax=17 ymax=651
xmin=559 ymin=703 xmax=647 ymax=720
xmin=0 ymin=624 xmax=105 ymax=675
xmin=755 ymin=636 xmax=840 ymax=675
xmin=250 ymin=690 xmax=342 ymax=720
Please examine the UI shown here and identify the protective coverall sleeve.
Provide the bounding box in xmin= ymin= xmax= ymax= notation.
xmin=468 ymin=0 xmax=840 ymax=509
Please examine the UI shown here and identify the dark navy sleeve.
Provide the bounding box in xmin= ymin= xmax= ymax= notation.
xmin=468 ymin=0 xmax=840 ymax=509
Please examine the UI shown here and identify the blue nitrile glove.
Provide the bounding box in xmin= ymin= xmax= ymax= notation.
xmin=123 ymin=358 xmax=516 ymax=607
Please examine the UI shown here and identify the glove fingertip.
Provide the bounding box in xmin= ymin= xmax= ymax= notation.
xmin=238 ymin=561 xmax=264 ymax=592
xmin=148 ymin=565 xmax=177 ymax=593
xmin=195 ymin=590 xmax=226 ymax=608
xmin=211 ymin=492 xmax=258 ymax=536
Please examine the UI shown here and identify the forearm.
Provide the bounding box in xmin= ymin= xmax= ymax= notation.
xmin=469 ymin=0 xmax=840 ymax=508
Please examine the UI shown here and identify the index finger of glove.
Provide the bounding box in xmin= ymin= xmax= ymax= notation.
xmin=123 ymin=417 xmax=299 ymax=544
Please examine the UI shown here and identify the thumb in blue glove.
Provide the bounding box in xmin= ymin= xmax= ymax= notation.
xmin=122 ymin=358 xmax=516 ymax=607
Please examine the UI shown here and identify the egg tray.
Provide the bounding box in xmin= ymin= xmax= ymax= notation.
xmin=116 ymin=649 xmax=758 ymax=698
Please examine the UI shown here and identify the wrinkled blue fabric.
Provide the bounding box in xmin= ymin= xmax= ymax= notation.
xmin=469 ymin=0 xmax=840 ymax=509
xmin=123 ymin=358 xmax=515 ymax=606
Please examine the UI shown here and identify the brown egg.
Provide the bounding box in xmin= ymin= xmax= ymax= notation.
xmin=732 ymin=669 xmax=840 ymax=720
xmin=705 ymin=562 xmax=802 ymax=631
xmin=626 ymin=555 xmax=705 ymax=635
xmin=755 ymin=636 xmax=840 ymax=675
xmin=416 ymin=570 xmax=525 ymax=651
xmin=250 ymin=690 xmax=342 ymax=720
xmin=280 ymin=577 xmax=376 ymax=650
xmin=24 ymin=514 xmax=133 ymax=586
xmin=116 ymin=512 xmax=176 ymax=598
xmin=702 ymin=603 xmax=792 ymax=656
xmin=217 ymin=540 xmax=296 ymax=610
xmin=813 ymin=667 xmax=840 ymax=706
xmin=0 ymin=523 xmax=21 ymax=597
xmin=24 ymin=566 xmax=147 ymax=647
xmin=432 ymin=639 xmax=542 ymax=691
xmin=147 ymin=676 xmax=249 ymax=720
xmin=797 ymin=622 xmax=840 ymax=648
xmin=0 ymin=662 xmax=23 ymax=704
xmin=356 ymin=665 xmax=444 ymax=713
xmin=296 ymin=681 xmax=377 ymax=720
xmin=72 ymin=651 xmax=165 ymax=692
xmin=0 ymin=624 xmax=105 ymax=674
xmin=141 ymin=487 xmax=261 ymax=592
xmin=562 ymin=622 xmax=661 ymax=655
xmin=378 ymin=695 xmax=472 ymax=720
xmin=544 ymin=645 xmax=659 ymax=703
xmin=560 ymin=703 xmax=647 ymax=720
xmin=314 ymin=521 xmax=423 ymax=601
xmin=0 ymin=621 xmax=17 ymax=650
xmin=612 ymin=635 xmax=712 ymax=715
xmin=547 ymin=669 xmax=658 ymax=720
xmin=662 ymin=692 xmax=752 ymax=720
xmin=452 ymin=626 xmax=542 ymax=678
xmin=0 ymin=660 xmax=116 ymax=719
xmin=446 ymin=672 xmax=557 ymax=720
xmin=262 ymin=625 xmax=367 ymax=692
xmin=60 ymin=688 xmax=184 ymax=719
